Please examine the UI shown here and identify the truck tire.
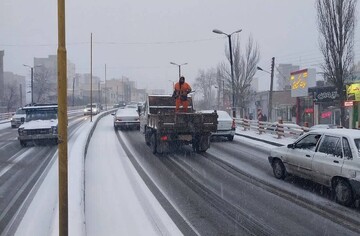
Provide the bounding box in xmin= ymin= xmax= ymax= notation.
xmin=193 ymin=135 xmax=210 ymax=153
xmin=20 ymin=140 xmax=27 ymax=147
xmin=151 ymin=133 xmax=157 ymax=154
xmin=145 ymin=127 xmax=151 ymax=146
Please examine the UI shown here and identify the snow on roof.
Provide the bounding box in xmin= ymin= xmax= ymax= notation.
xmin=23 ymin=105 xmax=58 ymax=110
xmin=307 ymin=128 xmax=360 ymax=139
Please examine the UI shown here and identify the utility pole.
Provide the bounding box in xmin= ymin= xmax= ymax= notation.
xmin=90 ymin=33 xmax=93 ymax=122
xmin=72 ymin=76 xmax=75 ymax=106
xmin=105 ymin=64 xmax=107 ymax=110
xmin=269 ymin=57 xmax=275 ymax=122
xmin=19 ymin=84 xmax=23 ymax=107
xmin=57 ymin=0 xmax=68 ymax=234
xmin=98 ymin=81 xmax=100 ymax=104
xmin=30 ymin=67 xmax=34 ymax=104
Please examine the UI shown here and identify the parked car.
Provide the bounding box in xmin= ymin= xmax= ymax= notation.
xmin=268 ymin=129 xmax=360 ymax=206
xmin=83 ymin=103 xmax=100 ymax=115
xmin=11 ymin=108 xmax=26 ymax=128
xmin=112 ymin=108 xmax=140 ymax=130
xmin=199 ymin=110 xmax=235 ymax=141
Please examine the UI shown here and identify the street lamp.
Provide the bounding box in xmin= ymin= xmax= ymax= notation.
xmin=212 ymin=28 xmax=242 ymax=118
xmin=170 ymin=62 xmax=188 ymax=79
xmin=23 ymin=64 xmax=42 ymax=105
xmin=257 ymin=62 xmax=275 ymax=122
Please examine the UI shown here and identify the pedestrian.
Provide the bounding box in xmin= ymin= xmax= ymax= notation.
xmin=172 ymin=76 xmax=192 ymax=112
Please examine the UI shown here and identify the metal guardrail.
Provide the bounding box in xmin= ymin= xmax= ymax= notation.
xmin=234 ymin=118 xmax=310 ymax=139
xmin=0 ymin=113 xmax=14 ymax=121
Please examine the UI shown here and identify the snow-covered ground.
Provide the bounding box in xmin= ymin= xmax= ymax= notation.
xmin=14 ymin=117 xmax=296 ymax=235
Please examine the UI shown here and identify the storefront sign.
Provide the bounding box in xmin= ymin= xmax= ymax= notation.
xmin=347 ymin=83 xmax=360 ymax=101
xmin=291 ymin=69 xmax=316 ymax=97
xmin=309 ymin=86 xmax=340 ymax=103
xmin=344 ymin=101 xmax=354 ymax=107
xmin=321 ymin=111 xmax=332 ymax=119
xmin=305 ymin=108 xmax=314 ymax=113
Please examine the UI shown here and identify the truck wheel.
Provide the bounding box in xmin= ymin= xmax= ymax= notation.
xmin=334 ymin=179 xmax=354 ymax=206
xmin=20 ymin=140 xmax=27 ymax=147
xmin=192 ymin=136 xmax=200 ymax=153
xmin=227 ymin=135 xmax=234 ymax=141
xmin=145 ymin=128 xmax=151 ymax=146
xmin=151 ymin=133 xmax=157 ymax=154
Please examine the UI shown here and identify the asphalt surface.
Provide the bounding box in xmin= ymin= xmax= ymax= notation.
xmin=115 ymin=125 xmax=360 ymax=236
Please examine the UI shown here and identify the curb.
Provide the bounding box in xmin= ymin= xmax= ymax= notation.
xmin=235 ymin=133 xmax=284 ymax=147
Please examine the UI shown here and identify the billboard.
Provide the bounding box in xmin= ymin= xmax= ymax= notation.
xmin=346 ymin=83 xmax=360 ymax=101
xmin=308 ymin=86 xmax=340 ymax=103
xmin=290 ymin=69 xmax=316 ymax=97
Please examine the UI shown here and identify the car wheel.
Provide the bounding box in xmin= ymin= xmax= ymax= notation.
xmin=272 ymin=159 xmax=286 ymax=179
xmin=11 ymin=125 xmax=16 ymax=128
xmin=227 ymin=135 xmax=234 ymax=141
xmin=151 ymin=133 xmax=157 ymax=154
xmin=20 ymin=140 xmax=27 ymax=147
xmin=334 ymin=179 xmax=354 ymax=206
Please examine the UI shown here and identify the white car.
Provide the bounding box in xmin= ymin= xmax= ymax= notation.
xmin=199 ymin=110 xmax=235 ymax=141
xmin=112 ymin=108 xmax=140 ymax=130
xmin=83 ymin=103 xmax=100 ymax=115
xmin=268 ymin=129 xmax=360 ymax=206
xmin=11 ymin=108 xmax=26 ymax=128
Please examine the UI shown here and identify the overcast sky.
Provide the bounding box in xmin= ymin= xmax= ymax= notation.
xmin=1 ymin=0 xmax=360 ymax=92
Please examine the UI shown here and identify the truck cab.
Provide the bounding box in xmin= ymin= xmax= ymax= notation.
xmin=18 ymin=104 xmax=58 ymax=147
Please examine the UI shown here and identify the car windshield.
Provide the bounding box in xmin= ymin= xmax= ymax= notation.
xmin=86 ymin=105 xmax=96 ymax=108
xmin=26 ymin=110 xmax=58 ymax=121
xmin=354 ymin=139 xmax=360 ymax=155
xmin=16 ymin=109 xmax=26 ymax=115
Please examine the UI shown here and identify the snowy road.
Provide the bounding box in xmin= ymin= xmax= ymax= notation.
xmin=4 ymin=113 xmax=360 ymax=235
xmin=84 ymin=114 xmax=360 ymax=235
xmin=85 ymin=115 xmax=182 ymax=236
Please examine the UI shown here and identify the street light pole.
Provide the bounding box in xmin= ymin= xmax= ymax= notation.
xmin=212 ymin=28 xmax=242 ymax=118
xmin=30 ymin=67 xmax=34 ymax=104
xmin=170 ymin=62 xmax=188 ymax=79
xmin=257 ymin=57 xmax=275 ymax=122
xmin=23 ymin=64 xmax=34 ymax=104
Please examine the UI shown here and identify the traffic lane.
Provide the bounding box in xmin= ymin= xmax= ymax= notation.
xmin=211 ymin=138 xmax=360 ymax=207
xmin=122 ymin=132 xmax=356 ymax=235
xmin=169 ymin=150 xmax=355 ymax=236
xmin=119 ymin=131 xmax=250 ymax=236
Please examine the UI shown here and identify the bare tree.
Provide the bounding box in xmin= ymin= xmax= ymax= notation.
xmin=33 ymin=67 xmax=55 ymax=103
xmin=317 ymin=0 xmax=357 ymax=126
xmin=4 ymin=84 xmax=19 ymax=112
xmin=220 ymin=35 xmax=260 ymax=116
xmin=194 ymin=68 xmax=217 ymax=109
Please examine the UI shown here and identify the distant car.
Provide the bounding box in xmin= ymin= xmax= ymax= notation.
xmin=83 ymin=103 xmax=100 ymax=115
xmin=113 ymin=103 xmax=126 ymax=109
xmin=268 ymin=129 xmax=360 ymax=206
xmin=124 ymin=104 xmax=138 ymax=109
xmin=11 ymin=108 xmax=26 ymax=128
xmin=309 ymin=124 xmax=338 ymax=130
xmin=199 ymin=110 xmax=235 ymax=141
xmin=112 ymin=108 xmax=140 ymax=130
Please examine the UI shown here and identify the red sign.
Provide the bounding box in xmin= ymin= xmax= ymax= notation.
xmin=344 ymin=101 xmax=354 ymax=107
xmin=305 ymin=108 xmax=314 ymax=113
xmin=321 ymin=111 xmax=332 ymax=119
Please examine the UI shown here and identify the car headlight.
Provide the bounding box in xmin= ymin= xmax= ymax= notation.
xmin=92 ymin=108 xmax=97 ymax=112
xmin=83 ymin=108 xmax=87 ymax=112
xmin=51 ymin=126 xmax=58 ymax=134
xmin=10 ymin=117 xmax=13 ymax=121
xmin=18 ymin=128 xmax=24 ymax=135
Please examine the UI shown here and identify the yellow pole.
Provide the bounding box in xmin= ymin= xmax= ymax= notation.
xmin=57 ymin=0 xmax=68 ymax=235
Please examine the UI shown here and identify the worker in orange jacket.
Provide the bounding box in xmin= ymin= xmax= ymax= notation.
xmin=172 ymin=76 xmax=192 ymax=112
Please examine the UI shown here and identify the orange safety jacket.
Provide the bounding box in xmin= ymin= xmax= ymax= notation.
xmin=173 ymin=82 xmax=192 ymax=99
